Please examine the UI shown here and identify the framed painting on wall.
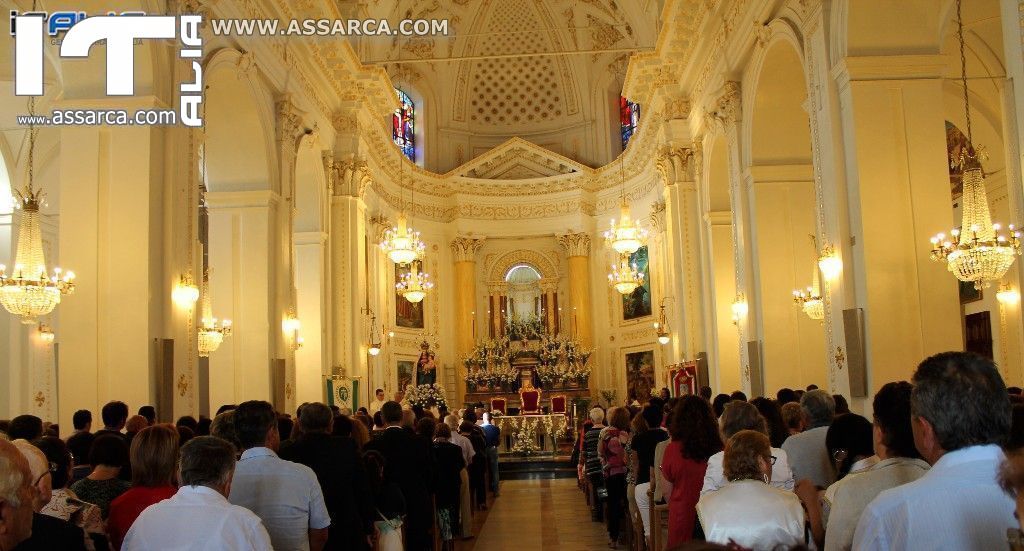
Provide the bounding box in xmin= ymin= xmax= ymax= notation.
xmin=396 ymin=360 xmax=415 ymax=394
xmin=625 ymin=349 xmax=656 ymax=403
xmin=622 ymin=245 xmax=652 ymax=320
xmin=396 ymin=261 xmax=425 ymax=329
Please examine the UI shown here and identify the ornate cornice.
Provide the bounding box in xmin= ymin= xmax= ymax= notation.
xmin=450 ymin=237 xmax=486 ymax=263
xmin=556 ymin=232 xmax=591 ymax=258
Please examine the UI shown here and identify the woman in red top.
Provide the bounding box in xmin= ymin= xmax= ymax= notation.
xmin=107 ymin=424 xmax=179 ymax=549
xmin=660 ymin=395 xmax=723 ymax=546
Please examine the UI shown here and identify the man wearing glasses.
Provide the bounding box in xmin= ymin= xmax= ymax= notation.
xmin=9 ymin=439 xmax=86 ymax=550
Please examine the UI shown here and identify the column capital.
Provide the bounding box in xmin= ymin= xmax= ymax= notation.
xmin=704 ymin=81 xmax=742 ymax=130
xmin=539 ymin=278 xmax=559 ymax=293
xmin=450 ymin=236 xmax=485 ymax=263
xmin=655 ymin=145 xmax=694 ymax=186
xmin=276 ymin=96 xmax=305 ymax=147
xmin=324 ymin=152 xmax=372 ymax=198
xmin=486 ymin=281 xmax=508 ymax=295
xmin=556 ymin=232 xmax=591 ymax=257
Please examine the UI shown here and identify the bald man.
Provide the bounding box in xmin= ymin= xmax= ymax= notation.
xmin=0 ymin=439 xmax=34 ymax=550
xmin=11 ymin=439 xmax=85 ymax=550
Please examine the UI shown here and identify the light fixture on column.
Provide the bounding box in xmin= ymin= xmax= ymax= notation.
xmin=997 ymin=283 xmax=1021 ymax=306
xmin=929 ymin=0 xmax=1021 ymax=289
xmin=283 ymin=311 xmax=302 ymax=349
xmin=37 ymin=323 xmax=54 ymax=344
xmin=603 ymin=156 xmax=648 ymax=255
xmin=172 ymin=274 xmax=200 ymax=308
xmin=197 ymin=270 xmax=231 ymax=357
xmin=397 ymin=261 xmax=433 ymax=303
xmin=731 ymin=294 xmax=748 ymax=325
xmin=653 ymin=298 xmax=672 ymax=344
xmin=817 ymin=244 xmax=843 ymax=281
xmin=608 ymin=253 xmax=644 ymax=295
xmin=794 ymin=236 xmax=824 ymax=320
xmin=0 ymin=98 xmax=75 ymax=324
xmin=363 ymin=307 xmax=382 ymax=356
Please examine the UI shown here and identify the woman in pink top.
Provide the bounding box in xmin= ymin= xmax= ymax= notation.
xmin=599 ymin=407 xmax=633 ymax=549
xmin=107 ymin=425 xmax=179 ymax=549
xmin=660 ymin=395 xmax=723 ymax=546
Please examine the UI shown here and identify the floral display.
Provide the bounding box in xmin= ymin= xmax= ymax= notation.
xmin=463 ymin=331 xmax=593 ymax=392
xmin=402 ymin=383 xmax=448 ymax=410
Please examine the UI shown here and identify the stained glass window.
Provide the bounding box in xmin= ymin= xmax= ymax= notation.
xmin=393 ymin=88 xmax=415 ymax=162
xmin=620 ymin=96 xmax=640 ymax=150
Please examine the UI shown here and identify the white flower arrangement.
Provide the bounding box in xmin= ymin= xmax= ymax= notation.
xmin=402 ymin=383 xmax=448 ymax=410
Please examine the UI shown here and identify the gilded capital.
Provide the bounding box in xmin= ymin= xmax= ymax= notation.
xmin=539 ymin=278 xmax=560 ymax=294
xmin=708 ymin=81 xmax=741 ymax=126
xmin=450 ymin=236 xmax=485 ymax=263
xmin=655 ymin=146 xmax=693 ymax=186
xmin=557 ymin=232 xmax=591 ymax=257
xmin=276 ymin=97 xmax=304 ymax=146
xmin=327 ymin=156 xmax=372 ymax=198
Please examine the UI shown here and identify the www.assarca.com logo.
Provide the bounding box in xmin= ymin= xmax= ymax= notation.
xmin=13 ymin=13 xmax=204 ymax=127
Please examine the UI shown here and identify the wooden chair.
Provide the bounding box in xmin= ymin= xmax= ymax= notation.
xmin=519 ymin=386 xmax=542 ymax=414
xmin=648 ymin=467 xmax=670 ymax=551
xmin=550 ymin=394 xmax=567 ymax=414
xmin=490 ymin=397 xmax=506 ymax=415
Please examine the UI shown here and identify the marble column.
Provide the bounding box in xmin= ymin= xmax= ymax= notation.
xmin=556 ymin=233 xmax=593 ymax=348
xmin=450 ymin=236 xmax=485 ymax=403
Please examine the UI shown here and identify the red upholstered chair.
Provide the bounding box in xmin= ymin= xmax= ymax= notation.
xmin=490 ymin=397 xmax=506 ymax=415
xmin=519 ymin=386 xmax=542 ymax=414
xmin=550 ymin=394 xmax=567 ymax=414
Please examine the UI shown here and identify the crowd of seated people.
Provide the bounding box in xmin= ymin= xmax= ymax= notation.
xmin=0 ymin=393 xmax=502 ymax=550
xmin=578 ymin=351 xmax=1024 ymax=551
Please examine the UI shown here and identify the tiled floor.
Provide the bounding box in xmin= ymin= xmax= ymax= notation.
xmin=458 ymin=478 xmax=612 ymax=551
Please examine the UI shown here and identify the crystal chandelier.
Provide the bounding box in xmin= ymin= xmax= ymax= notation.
xmin=397 ymin=261 xmax=433 ymax=303
xmin=380 ymin=151 xmax=425 ymax=265
xmin=793 ymin=237 xmax=824 ymax=320
xmin=0 ymin=99 xmax=75 ymax=323
xmin=608 ymin=254 xmax=644 ymax=295
xmin=603 ymin=157 xmax=648 ymax=255
xmin=929 ymin=0 xmax=1021 ymax=290
xmin=197 ymin=271 xmax=231 ymax=357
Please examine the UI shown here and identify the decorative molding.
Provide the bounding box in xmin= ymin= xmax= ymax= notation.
xmin=556 ymin=232 xmax=591 ymax=258
xmin=487 ymin=248 xmax=560 ymax=281
xmin=450 ymin=236 xmax=486 ymax=263
xmin=649 ymin=201 xmax=667 ymax=234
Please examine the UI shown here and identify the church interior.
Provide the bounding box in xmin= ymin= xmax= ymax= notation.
xmin=2 ymin=0 xmax=1024 ymax=548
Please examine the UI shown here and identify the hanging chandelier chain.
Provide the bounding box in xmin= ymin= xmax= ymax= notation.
xmin=956 ymin=0 xmax=973 ymax=146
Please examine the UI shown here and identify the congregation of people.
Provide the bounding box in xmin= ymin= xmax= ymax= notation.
xmin=578 ymin=351 xmax=1024 ymax=550
xmin=0 ymin=388 xmax=502 ymax=551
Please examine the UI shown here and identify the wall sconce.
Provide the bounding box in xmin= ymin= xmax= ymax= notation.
xmin=653 ymin=297 xmax=673 ymax=345
xmin=172 ymin=274 xmax=200 ymax=307
xmin=362 ymin=306 xmax=382 ymax=356
xmin=997 ymin=284 xmax=1021 ymax=306
xmin=283 ymin=311 xmax=301 ymax=350
xmin=818 ymin=244 xmax=843 ymax=281
xmin=731 ymin=294 xmax=748 ymax=325
xmin=37 ymin=323 xmax=54 ymax=344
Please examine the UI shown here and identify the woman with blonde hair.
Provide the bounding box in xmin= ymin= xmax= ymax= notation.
xmin=697 ymin=430 xmax=805 ymax=549
xmin=107 ymin=424 xmax=179 ymax=549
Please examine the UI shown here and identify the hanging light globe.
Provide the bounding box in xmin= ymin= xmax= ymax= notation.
xmin=604 ymin=201 xmax=648 ymax=255
xmin=397 ymin=262 xmax=433 ymax=303
xmin=380 ymin=213 xmax=425 ymax=265
xmin=608 ymin=254 xmax=644 ymax=295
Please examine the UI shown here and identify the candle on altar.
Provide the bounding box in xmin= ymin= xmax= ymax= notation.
xmin=472 ymin=311 xmax=476 ymax=340
xmin=573 ymin=307 xmax=578 ymax=338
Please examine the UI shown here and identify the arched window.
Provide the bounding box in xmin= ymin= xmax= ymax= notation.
xmin=393 ymin=88 xmax=415 ymax=162
xmin=620 ymin=96 xmax=640 ymax=150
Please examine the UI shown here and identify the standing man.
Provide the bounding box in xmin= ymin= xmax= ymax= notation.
xmin=364 ymin=401 xmax=435 ymax=551
xmin=853 ymin=352 xmax=1015 ymax=550
xmin=229 ymin=401 xmax=330 ymax=551
xmin=368 ymin=389 xmax=386 ymax=415
xmin=480 ymin=412 xmax=501 ymax=497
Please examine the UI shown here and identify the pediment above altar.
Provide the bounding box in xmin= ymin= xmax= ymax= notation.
xmin=455 ymin=138 xmax=590 ymax=180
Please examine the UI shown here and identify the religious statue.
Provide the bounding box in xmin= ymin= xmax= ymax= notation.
xmin=416 ymin=340 xmax=437 ymax=386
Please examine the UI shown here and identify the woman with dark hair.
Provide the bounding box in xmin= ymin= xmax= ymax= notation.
xmin=697 ymin=431 xmax=805 ymax=548
xmin=107 ymin=424 xmax=179 ymax=549
xmin=632 ymin=404 xmax=669 ymax=539
xmin=69 ymin=434 xmax=131 ymax=518
xmin=660 ymin=395 xmax=723 ymax=546
xmin=826 ymin=413 xmax=878 ymax=480
xmin=416 ymin=417 xmax=437 ymax=445
xmin=751 ymin=397 xmax=789 ymax=448
xmin=36 ymin=436 xmax=107 ymax=550
xmin=833 ymin=394 xmax=851 ymax=415
xmin=432 ymin=424 xmax=465 ymax=549
xmin=599 ymin=406 xmax=632 ymax=548
xmin=796 ymin=381 xmax=928 ymax=550
xmin=364 ymin=450 xmax=405 ymax=551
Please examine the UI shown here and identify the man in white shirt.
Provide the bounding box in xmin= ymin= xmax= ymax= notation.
xmin=228 ymin=401 xmax=331 ymax=551
xmin=123 ymin=436 xmax=272 ymax=550
xmin=368 ymin=389 xmax=386 ymax=415
xmin=853 ymin=351 xmax=1015 ymax=550
xmin=781 ymin=390 xmax=835 ymax=489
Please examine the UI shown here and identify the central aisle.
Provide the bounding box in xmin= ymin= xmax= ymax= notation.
xmin=461 ymin=479 xmax=611 ymax=550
